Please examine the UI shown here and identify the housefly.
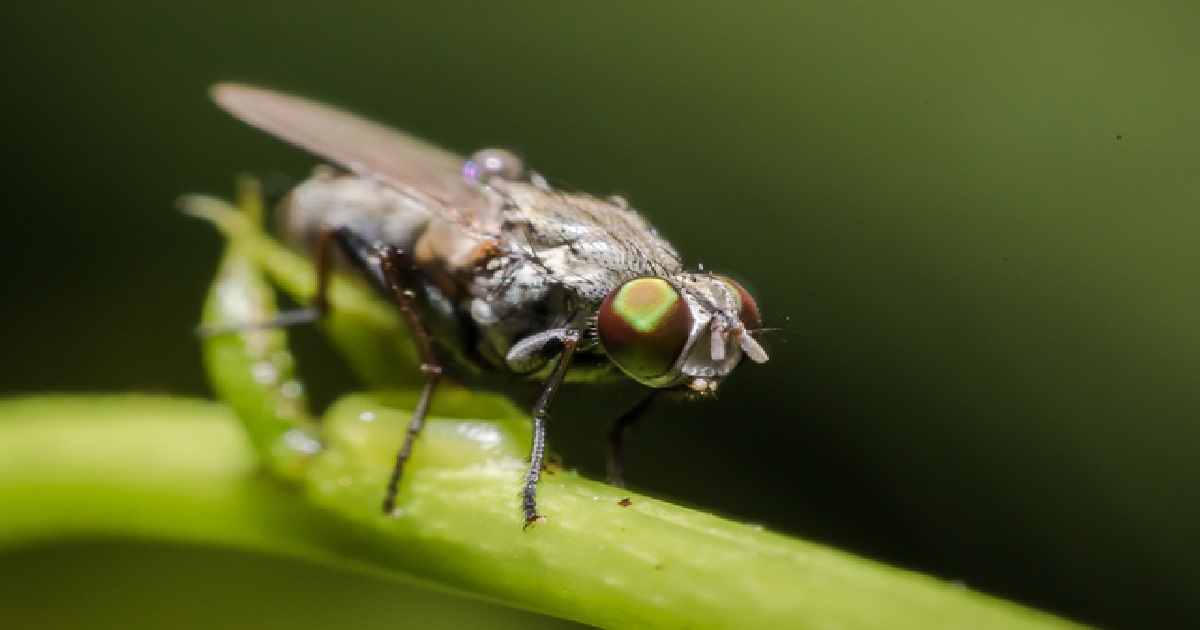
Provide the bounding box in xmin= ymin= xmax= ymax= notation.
xmin=209 ymin=83 xmax=769 ymax=527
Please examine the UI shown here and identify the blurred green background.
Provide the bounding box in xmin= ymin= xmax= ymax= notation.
xmin=2 ymin=2 xmax=1198 ymax=628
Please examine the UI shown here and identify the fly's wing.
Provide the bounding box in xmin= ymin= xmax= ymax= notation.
xmin=211 ymin=82 xmax=488 ymax=226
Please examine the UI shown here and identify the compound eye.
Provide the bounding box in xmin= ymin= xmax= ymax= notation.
xmin=463 ymin=148 xmax=525 ymax=183
xmin=597 ymin=277 xmax=694 ymax=380
xmin=716 ymin=275 xmax=762 ymax=334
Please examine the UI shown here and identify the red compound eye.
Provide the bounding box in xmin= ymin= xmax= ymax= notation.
xmin=597 ymin=277 xmax=693 ymax=380
xmin=715 ymin=275 xmax=761 ymax=334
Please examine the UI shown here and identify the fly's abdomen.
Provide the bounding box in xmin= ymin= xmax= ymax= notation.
xmin=281 ymin=171 xmax=437 ymax=254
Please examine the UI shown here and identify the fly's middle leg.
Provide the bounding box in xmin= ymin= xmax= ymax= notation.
xmin=377 ymin=245 xmax=443 ymax=516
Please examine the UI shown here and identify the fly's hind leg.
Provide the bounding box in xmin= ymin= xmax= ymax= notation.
xmin=199 ymin=221 xmax=443 ymax=517
xmin=196 ymin=224 xmax=344 ymax=336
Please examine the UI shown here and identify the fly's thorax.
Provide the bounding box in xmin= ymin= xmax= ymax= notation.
xmin=281 ymin=171 xmax=437 ymax=253
xmin=492 ymin=182 xmax=685 ymax=283
xmin=595 ymin=272 xmax=767 ymax=392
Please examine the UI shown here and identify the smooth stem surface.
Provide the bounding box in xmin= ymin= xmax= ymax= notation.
xmin=0 ymin=395 xmax=1085 ymax=630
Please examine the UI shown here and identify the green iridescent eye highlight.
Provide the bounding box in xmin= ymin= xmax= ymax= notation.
xmin=615 ymin=278 xmax=680 ymax=330
xmin=598 ymin=277 xmax=693 ymax=380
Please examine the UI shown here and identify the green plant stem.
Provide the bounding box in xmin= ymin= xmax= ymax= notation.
xmin=0 ymin=395 xmax=1084 ymax=630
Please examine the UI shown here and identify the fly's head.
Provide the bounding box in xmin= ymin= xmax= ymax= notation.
xmin=595 ymin=273 xmax=768 ymax=395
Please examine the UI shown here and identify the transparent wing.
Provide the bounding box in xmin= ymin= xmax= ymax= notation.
xmin=211 ymin=82 xmax=486 ymax=219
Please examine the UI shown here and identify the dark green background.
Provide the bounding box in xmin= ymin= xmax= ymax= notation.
xmin=2 ymin=3 xmax=1197 ymax=629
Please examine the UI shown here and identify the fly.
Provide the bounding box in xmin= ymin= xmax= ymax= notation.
xmin=209 ymin=83 xmax=769 ymax=527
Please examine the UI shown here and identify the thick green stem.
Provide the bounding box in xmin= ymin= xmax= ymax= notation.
xmin=0 ymin=395 xmax=1082 ymax=629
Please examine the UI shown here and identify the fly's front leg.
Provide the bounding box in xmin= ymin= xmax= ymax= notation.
xmin=378 ymin=246 xmax=443 ymax=516
xmin=522 ymin=329 xmax=582 ymax=528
